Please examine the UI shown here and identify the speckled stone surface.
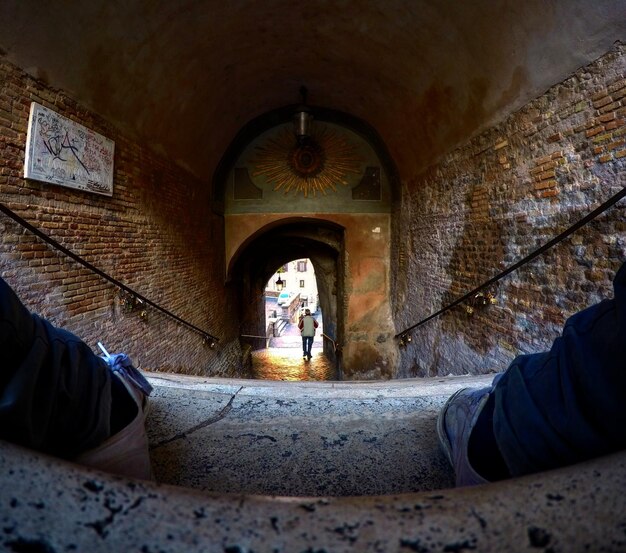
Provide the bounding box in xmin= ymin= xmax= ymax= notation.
xmin=145 ymin=374 xmax=493 ymax=495
xmin=2 ymin=374 xmax=626 ymax=552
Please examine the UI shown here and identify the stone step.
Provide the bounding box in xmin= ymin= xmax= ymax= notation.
xmin=146 ymin=373 xmax=496 ymax=495
xmin=2 ymin=373 xmax=626 ymax=552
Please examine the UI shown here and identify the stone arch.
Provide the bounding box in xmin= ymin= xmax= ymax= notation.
xmin=229 ymin=218 xmax=345 ymax=365
xmin=218 ymin=107 xmax=400 ymax=378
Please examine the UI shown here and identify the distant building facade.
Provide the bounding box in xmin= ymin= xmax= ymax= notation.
xmin=266 ymin=258 xmax=319 ymax=310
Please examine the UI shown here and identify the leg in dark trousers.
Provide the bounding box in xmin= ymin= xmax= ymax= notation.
xmin=0 ymin=277 xmax=149 ymax=478
xmin=439 ymin=261 xmax=626 ymax=485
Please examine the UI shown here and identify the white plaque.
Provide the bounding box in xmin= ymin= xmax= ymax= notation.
xmin=24 ymin=102 xmax=114 ymax=196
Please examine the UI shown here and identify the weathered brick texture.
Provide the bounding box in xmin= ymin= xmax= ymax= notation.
xmin=3 ymin=44 xmax=625 ymax=381
xmin=394 ymin=44 xmax=626 ymax=377
xmin=0 ymin=60 xmax=241 ymax=376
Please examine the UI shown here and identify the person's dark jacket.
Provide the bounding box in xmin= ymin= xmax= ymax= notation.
xmin=0 ymin=277 xmax=112 ymax=458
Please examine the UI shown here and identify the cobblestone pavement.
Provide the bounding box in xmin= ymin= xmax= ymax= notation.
xmin=250 ymin=348 xmax=335 ymax=381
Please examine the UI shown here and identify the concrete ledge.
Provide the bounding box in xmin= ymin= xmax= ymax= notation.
xmin=2 ymin=375 xmax=626 ymax=552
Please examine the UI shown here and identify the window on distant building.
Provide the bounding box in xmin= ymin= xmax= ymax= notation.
xmin=282 ymin=264 xmax=289 ymax=272
xmin=297 ymin=260 xmax=307 ymax=272
xmin=300 ymin=280 xmax=305 ymax=288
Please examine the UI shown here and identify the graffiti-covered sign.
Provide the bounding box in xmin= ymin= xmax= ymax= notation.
xmin=24 ymin=102 xmax=115 ymax=196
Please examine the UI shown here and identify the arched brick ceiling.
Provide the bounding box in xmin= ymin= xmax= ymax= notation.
xmin=0 ymin=1 xmax=624 ymax=185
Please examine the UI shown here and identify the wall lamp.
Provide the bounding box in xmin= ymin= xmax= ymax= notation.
xmin=293 ymin=86 xmax=313 ymax=144
xmin=398 ymin=334 xmax=412 ymax=347
xmin=120 ymin=291 xmax=143 ymax=313
xmin=466 ymin=291 xmax=497 ymax=315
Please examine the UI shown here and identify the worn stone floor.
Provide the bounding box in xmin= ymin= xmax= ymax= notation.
xmin=146 ymin=373 xmax=493 ymax=496
xmin=250 ymin=346 xmax=335 ymax=380
xmin=253 ymin=305 xmax=334 ymax=380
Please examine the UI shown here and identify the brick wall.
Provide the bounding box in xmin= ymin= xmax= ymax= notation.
xmin=4 ymin=44 xmax=624 ymax=382
xmin=394 ymin=43 xmax=626 ymax=377
xmin=0 ymin=59 xmax=241 ymax=376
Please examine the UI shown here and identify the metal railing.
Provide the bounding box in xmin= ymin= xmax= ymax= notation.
xmin=9 ymin=184 xmax=620 ymax=351
xmin=395 ymin=185 xmax=626 ymax=340
xmin=0 ymin=201 xmax=220 ymax=344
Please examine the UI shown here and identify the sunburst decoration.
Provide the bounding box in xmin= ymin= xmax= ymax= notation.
xmin=251 ymin=125 xmax=362 ymax=197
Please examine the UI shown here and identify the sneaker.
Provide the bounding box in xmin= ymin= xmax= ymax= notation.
xmin=437 ymin=387 xmax=492 ymax=487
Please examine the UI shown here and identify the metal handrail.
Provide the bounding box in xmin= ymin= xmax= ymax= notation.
xmin=0 ymin=201 xmax=220 ymax=343
xmin=322 ymin=332 xmax=341 ymax=353
xmin=395 ymin=185 xmax=626 ymax=339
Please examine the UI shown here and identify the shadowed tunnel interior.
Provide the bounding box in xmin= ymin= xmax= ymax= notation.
xmin=0 ymin=2 xmax=626 ymax=550
xmin=1 ymin=1 xmax=624 ymax=378
xmin=2 ymin=1 xmax=623 ymax=184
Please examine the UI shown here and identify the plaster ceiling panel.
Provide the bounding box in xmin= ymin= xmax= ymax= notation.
xmin=0 ymin=0 xmax=624 ymax=185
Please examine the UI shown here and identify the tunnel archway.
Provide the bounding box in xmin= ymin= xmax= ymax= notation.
xmin=218 ymin=107 xmax=399 ymax=378
xmin=229 ymin=219 xmax=345 ymax=368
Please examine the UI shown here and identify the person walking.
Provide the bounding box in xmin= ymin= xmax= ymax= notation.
xmin=298 ymin=308 xmax=318 ymax=360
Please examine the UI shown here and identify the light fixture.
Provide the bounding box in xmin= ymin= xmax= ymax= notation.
xmin=275 ymin=275 xmax=284 ymax=291
xmin=119 ymin=291 xmax=138 ymax=312
xmin=293 ymin=86 xmax=313 ymax=144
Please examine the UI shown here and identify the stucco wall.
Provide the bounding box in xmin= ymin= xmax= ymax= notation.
xmin=394 ymin=44 xmax=626 ymax=377
xmin=0 ymin=59 xmax=242 ymax=377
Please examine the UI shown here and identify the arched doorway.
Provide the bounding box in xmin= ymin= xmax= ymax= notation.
xmin=229 ymin=219 xmax=345 ymax=379
xmin=253 ymin=257 xmax=328 ymax=380
xmin=265 ymin=257 xmax=321 ymax=347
